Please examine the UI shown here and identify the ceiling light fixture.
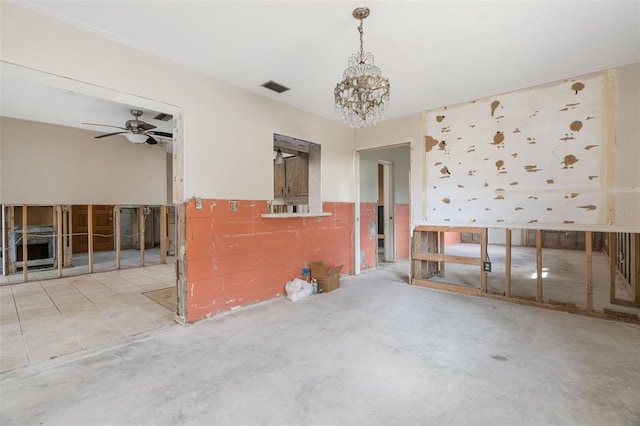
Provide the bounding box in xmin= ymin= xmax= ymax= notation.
xmin=124 ymin=133 xmax=148 ymax=144
xmin=334 ymin=6 xmax=390 ymax=128
xmin=274 ymin=148 xmax=285 ymax=165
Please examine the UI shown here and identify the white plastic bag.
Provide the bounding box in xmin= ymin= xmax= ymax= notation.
xmin=286 ymin=278 xmax=313 ymax=302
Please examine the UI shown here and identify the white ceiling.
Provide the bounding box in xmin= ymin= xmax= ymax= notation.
xmin=5 ymin=1 xmax=640 ymax=126
xmin=0 ymin=74 xmax=172 ymax=135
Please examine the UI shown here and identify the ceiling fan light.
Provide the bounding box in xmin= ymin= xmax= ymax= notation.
xmin=124 ymin=133 xmax=148 ymax=144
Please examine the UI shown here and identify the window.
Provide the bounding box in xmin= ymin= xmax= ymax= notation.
xmin=271 ymin=133 xmax=321 ymax=215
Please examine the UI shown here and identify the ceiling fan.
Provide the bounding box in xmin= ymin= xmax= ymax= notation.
xmin=83 ymin=109 xmax=172 ymax=145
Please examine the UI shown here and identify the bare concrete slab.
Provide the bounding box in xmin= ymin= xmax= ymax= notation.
xmin=1 ymin=262 xmax=639 ymax=425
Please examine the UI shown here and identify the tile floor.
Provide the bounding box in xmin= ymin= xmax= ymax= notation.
xmin=0 ymin=262 xmax=177 ymax=373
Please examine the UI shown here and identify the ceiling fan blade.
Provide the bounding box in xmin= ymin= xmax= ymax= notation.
xmin=139 ymin=123 xmax=156 ymax=131
xmin=147 ymin=131 xmax=173 ymax=138
xmin=95 ymin=131 xmax=128 ymax=139
xmin=83 ymin=123 xmax=128 ymax=131
xmin=146 ymin=136 xmax=158 ymax=145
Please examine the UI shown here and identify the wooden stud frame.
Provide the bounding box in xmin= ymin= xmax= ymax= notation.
xmin=115 ymin=205 xmax=121 ymax=270
xmin=66 ymin=206 xmax=73 ymax=267
xmin=536 ymin=229 xmax=543 ymax=303
xmin=586 ymin=231 xmax=593 ymax=311
xmin=410 ymin=226 xmax=640 ymax=325
xmin=505 ymin=228 xmax=512 ymax=297
xmin=56 ymin=205 xmax=63 ymax=278
xmin=22 ymin=205 xmax=28 ymax=283
xmin=175 ymin=203 xmax=187 ymax=323
xmin=4 ymin=203 xmax=178 ymax=286
xmin=411 ymin=225 xmax=487 ymax=296
xmin=609 ymin=232 xmax=616 ymax=303
xmin=160 ymin=205 xmax=167 ymax=264
xmin=88 ymin=204 xmax=94 ymax=273
xmin=139 ymin=206 xmax=145 ymax=267
xmin=6 ymin=206 xmax=15 ymax=275
xmin=635 ymin=234 xmax=640 ymax=305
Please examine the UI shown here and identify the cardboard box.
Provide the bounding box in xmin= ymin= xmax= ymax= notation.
xmin=310 ymin=261 xmax=343 ymax=293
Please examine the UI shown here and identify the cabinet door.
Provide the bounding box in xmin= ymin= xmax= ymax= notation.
xmin=285 ymin=153 xmax=308 ymax=197
xmin=274 ymin=161 xmax=286 ymax=198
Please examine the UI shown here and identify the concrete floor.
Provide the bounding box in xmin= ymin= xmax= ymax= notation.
xmin=1 ymin=261 xmax=639 ymax=426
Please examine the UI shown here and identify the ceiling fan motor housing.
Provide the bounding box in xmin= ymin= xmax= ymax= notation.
xmin=86 ymin=108 xmax=172 ymax=145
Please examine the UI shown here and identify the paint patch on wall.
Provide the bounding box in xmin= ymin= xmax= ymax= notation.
xmin=491 ymin=100 xmax=500 ymax=116
xmin=571 ymin=82 xmax=585 ymax=94
xmin=492 ymin=131 xmax=505 ymax=146
xmin=570 ymin=121 xmax=583 ymax=132
xmin=561 ymin=154 xmax=579 ymax=169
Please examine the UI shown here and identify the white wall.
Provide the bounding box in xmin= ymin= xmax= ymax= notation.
xmin=0 ymin=3 xmax=354 ymax=204
xmin=359 ymin=145 xmax=411 ymax=204
xmin=354 ymin=113 xmax=423 ymax=223
xmin=353 ymin=66 xmax=639 ymax=233
xmin=613 ymin=62 xmax=640 ymax=228
xmin=1 ymin=117 xmax=166 ymax=204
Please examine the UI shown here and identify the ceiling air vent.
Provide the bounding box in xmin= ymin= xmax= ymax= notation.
xmin=261 ymin=80 xmax=290 ymax=94
xmin=153 ymin=113 xmax=173 ymax=121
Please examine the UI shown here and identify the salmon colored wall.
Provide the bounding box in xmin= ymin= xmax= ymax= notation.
xmin=444 ymin=232 xmax=461 ymax=245
xmin=395 ymin=203 xmax=410 ymax=259
xmin=185 ymin=199 xmax=354 ymax=322
xmin=359 ymin=202 xmax=377 ymax=270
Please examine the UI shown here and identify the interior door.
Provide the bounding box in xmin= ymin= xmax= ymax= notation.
xmin=72 ymin=205 xmax=114 ymax=252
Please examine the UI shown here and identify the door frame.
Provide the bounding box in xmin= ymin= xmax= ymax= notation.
xmin=379 ymin=160 xmax=395 ymax=262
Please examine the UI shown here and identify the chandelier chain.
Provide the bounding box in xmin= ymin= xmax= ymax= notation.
xmin=358 ymin=19 xmax=364 ymax=64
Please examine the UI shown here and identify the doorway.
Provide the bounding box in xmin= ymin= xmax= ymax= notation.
xmin=378 ymin=161 xmax=395 ymax=263
xmin=357 ymin=144 xmax=411 ymax=271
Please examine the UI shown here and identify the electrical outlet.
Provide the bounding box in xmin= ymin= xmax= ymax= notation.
xmin=483 ymin=261 xmax=492 ymax=272
xmin=195 ymin=197 xmax=202 ymax=209
xmin=230 ymin=200 xmax=238 ymax=212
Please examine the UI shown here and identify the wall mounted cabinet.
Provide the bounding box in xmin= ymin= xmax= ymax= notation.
xmin=274 ymin=153 xmax=308 ymax=200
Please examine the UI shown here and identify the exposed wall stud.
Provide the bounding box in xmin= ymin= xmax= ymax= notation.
xmin=505 ymin=228 xmax=512 ymax=297
xmin=160 ymin=205 xmax=167 ymax=264
xmin=536 ymin=229 xmax=543 ymax=302
xmin=139 ymin=206 xmax=145 ymax=267
xmin=115 ymin=205 xmax=121 ymax=270
xmin=175 ymin=202 xmax=188 ymax=323
xmin=22 ymin=205 xmax=28 ymax=283
xmin=609 ymin=232 xmax=616 ymax=303
xmin=88 ymin=205 xmax=94 ymax=273
xmin=57 ymin=205 xmax=63 ymax=278
xmin=480 ymin=228 xmax=488 ymax=292
xmin=586 ymin=231 xmax=593 ymax=310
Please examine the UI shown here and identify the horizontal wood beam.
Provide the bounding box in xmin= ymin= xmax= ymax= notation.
xmin=414 ymin=225 xmax=485 ymax=234
xmin=411 ymin=252 xmax=482 ymax=266
xmin=412 ymin=278 xmax=480 ymax=296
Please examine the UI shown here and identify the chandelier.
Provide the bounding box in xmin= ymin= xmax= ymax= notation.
xmin=334 ymin=7 xmax=390 ymax=128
